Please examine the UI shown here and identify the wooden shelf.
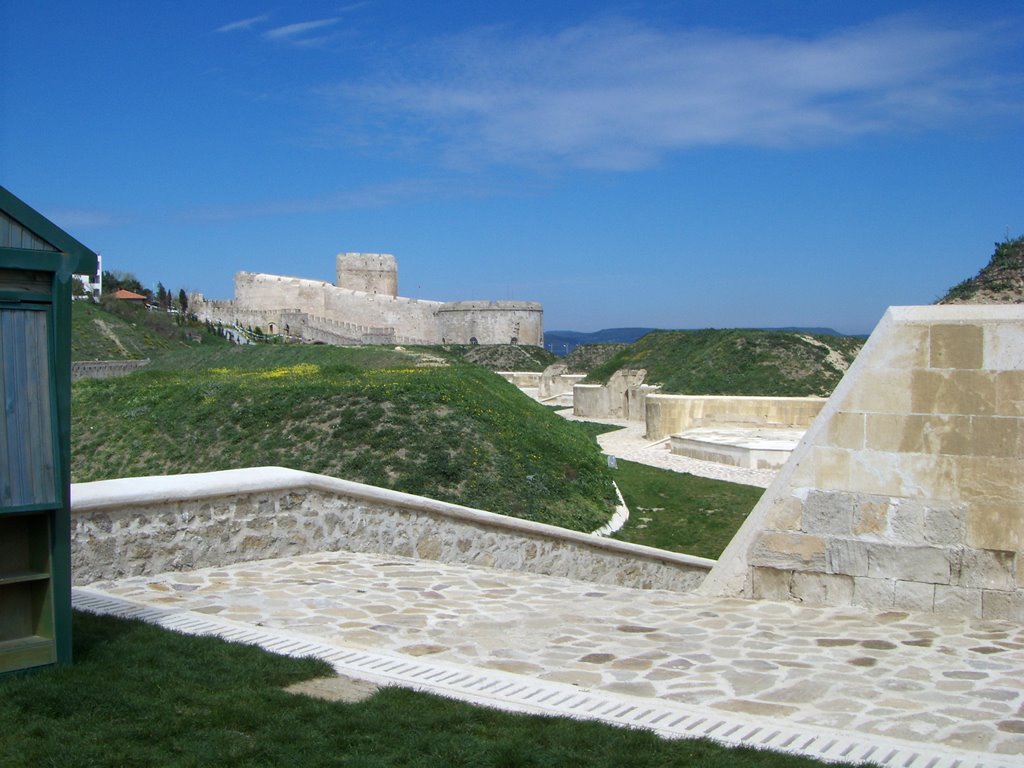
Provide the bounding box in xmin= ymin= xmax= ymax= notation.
xmin=0 ymin=634 xmax=57 ymax=675
xmin=0 ymin=570 xmax=51 ymax=586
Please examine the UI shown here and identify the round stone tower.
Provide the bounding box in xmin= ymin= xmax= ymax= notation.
xmin=336 ymin=252 xmax=398 ymax=297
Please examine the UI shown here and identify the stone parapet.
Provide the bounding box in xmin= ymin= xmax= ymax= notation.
xmin=70 ymin=467 xmax=712 ymax=590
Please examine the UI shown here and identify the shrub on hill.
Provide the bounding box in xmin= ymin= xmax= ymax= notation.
xmin=585 ymin=329 xmax=863 ymax=397
xmin=939 ymin=235 xmax=1024 ymax=304
xmin=72 ymin=347 xmax=614 ymax=532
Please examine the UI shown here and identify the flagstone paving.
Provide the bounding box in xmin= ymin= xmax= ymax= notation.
xmin=83 ymin=548 xmax=1024 ymax=763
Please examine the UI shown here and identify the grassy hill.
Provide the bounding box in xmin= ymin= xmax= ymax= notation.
xmin=585 ymin=329 xmax=864 ymax=396
xmin=72 ymin=345 xmax=615 ymax=532
xmin=72 ymin=300 xmax=230 ymax=361
xmin=938 ymin=235 xmax=1024 ymax=304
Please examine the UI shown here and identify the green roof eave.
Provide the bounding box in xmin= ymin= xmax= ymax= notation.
xmin=0 ymin=185 xmax=99 ymax=276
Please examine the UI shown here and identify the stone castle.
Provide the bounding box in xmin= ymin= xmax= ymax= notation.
xmin=190 ymin=252 xmax=544 ymax=347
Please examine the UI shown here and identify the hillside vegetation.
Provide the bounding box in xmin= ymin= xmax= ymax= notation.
xmin=72 ymin=346 xmax=614 ymax=532
xmin=938 ymin=235 xmax=1024 ymax=304
xmin=586 ymin=329 xmax=864 ymax=396
xmin=72 ymin=300 xmax=229 ymax=361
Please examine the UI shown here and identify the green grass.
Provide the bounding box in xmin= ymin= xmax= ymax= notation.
xmin=72 ymin=345 xmax=614 ymax=532
xmin=611 ymin=460 xmax=764 ymax=559
xmin=0 ymin=611 xmax=850 ymax=768
xmin=586 ymin=329 xmax=863 ymax=396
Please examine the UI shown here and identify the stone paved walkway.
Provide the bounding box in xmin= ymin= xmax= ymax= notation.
xmin=81 ymin=549 xmax=1024 ymax=765
xmin=554 ymin=410 xmax=776 ymax=488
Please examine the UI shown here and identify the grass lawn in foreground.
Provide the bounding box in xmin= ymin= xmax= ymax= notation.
xmin=0 ymin=612 xmax=850 ymax=768
xmin=610 ymin=459 xmax=764 ymax=559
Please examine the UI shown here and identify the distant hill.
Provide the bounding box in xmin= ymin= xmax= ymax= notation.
xmin=544 ymin=328 xmax=657 ymax=355
xmin=546 ymin=326 xmax=851 ymax=356
xmin=938 ymin=236 xmax=1024 ymax=305
xmin=585 ymin=329 xmax=865 ymax=397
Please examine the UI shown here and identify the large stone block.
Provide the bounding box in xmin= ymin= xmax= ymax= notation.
xmin=865 ymin=413 xmax=972 ymax=455
xmin=894 ymin=580 xmax=935 ymax=612
xmin=869 ymin=324 xmax=930 ymax=370
xmin=865 ymin=542 xmax=952 ymax=584
xmin=852 ymin=497 xmax=890 ymax=537
xmin=995 ymin=371 xmax=1024 ymax=416
xmin=750 ymin=566 xmax=793 ymax=600
xmin=929 ymin=324 xmax=984 ymax=370
xmin=969 ymin=416 xmax=1024 ymax=458
xmin=801 ymin=490 xmax=854 ymax=536
xmin=852 ymin=576 xmax=895 ymax=610
xmin=983 ymin=322 xmax=1024 ymax=371
xmin=957 ymin=548 xmax=1017 ymax=591
xmin=749 ymin=532 xmax=827 ymax=571
xmin=922 ymin=503 xmax=967 ymax=546
xmin=847 ymin=450 xmax=958 ymax=500
xmin=842 ymin=369 xmax=912 ymax=414
xmin=762 ymin=495 xmax=803 ymax=531
xmin=790 ymin=572 xmax=854 ymax=606
xmin=910 ymin=369 xmax=998 ymax=416
xmin=827 ymin=539 xmax=870 ymax=576
xmin=981 ymin=590 xmax=1024 ymax=622
xmin=827 ymin=412 xmax=865 ymax=450
xmin=812 ymin=447 xmax=852 ymax=491
xmin=933 ymin=584 xmax=983 ymax=618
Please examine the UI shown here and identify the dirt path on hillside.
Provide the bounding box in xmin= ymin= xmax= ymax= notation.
xmin=93 ymin=318 xmax=131 ymax=357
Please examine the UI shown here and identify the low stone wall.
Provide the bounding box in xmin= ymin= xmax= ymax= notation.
xmin=645 ymin=394 xmax=826 ymax=440
xmin=71 ymin=359 xmax=150 ymax=381
xmin=538 ymin=366 xmax=586 ymax=400
xmin=70 ymin=467 xmax=712 ymax=590
xmin=497 ymin=371 xmax=542 ymax=388
xmin=573 ymin=370 xmax=655 ymax=421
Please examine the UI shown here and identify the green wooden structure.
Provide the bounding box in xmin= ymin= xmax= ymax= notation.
xmin=0 ymin=186 xmax=98 ymax=674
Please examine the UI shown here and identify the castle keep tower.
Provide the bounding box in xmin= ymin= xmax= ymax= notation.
xmin=336 ymin=252 xmax=398 ymax=297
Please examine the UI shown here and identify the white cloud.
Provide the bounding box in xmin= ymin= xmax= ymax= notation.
xmin=48 ymin=208 xmax=123 ymax=229
xmin=329 ymin=14 xmax=1023 ymax=170
xmin=265 ymin=18 xmax=341 ymax=42
xmin=216 ymin=15 xmax=270 ymax=33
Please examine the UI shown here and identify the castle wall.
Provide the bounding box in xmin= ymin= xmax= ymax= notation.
xmin=437 ymin=301 xmax=544 ymax=345
xmin=191 ymin=258 xmax=544 ymax=347
xmin=700 ymin=305 xmax=1024 ymax=622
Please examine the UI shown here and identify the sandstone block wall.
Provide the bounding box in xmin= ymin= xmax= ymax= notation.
xmin=700 ymin=306 xmax=1024 ymax=621
xmin=645 ymin=394 xmax=825 ymax=441
xmin=71 ymin=467 xmax=712 ymax=591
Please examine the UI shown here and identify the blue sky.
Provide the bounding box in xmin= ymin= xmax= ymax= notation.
xmin=3 ymin=1 xmax=1023 ymax=334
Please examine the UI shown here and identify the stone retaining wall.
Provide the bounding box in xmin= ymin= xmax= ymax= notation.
xmin=645 ymin=394 xmax=825 ymax=441
xmin=70 ymin=467 xmax=712 ymax=590
xmin=71 ymin=359 xmax=150 ymax=381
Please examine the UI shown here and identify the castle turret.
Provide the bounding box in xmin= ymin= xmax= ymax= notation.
xmin=336 ymin=252 xmax=398 ymax=297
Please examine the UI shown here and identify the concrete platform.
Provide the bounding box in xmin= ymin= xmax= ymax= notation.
xmin=75 ymin=549 xmax=1024 ymax=767
xmin=670 ymin=427 xmax=805 ymax=470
